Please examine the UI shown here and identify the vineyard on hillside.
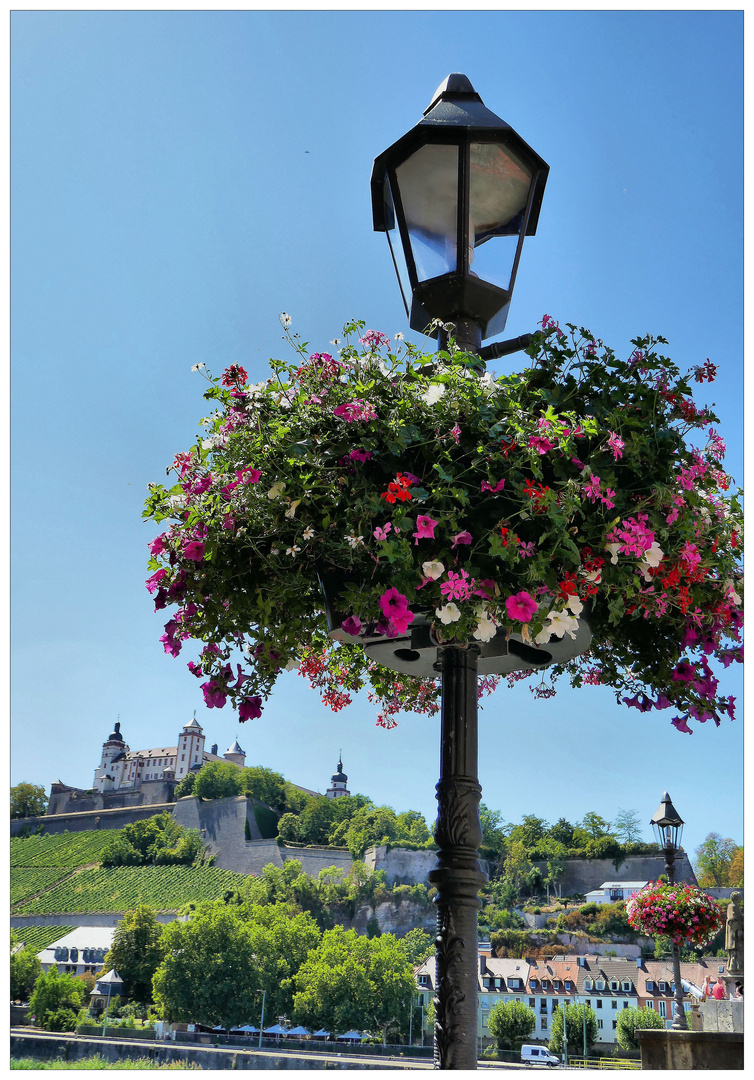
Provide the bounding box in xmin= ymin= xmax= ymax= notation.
xmin=10 ymin=830 xmax=121 ymax=869
xmin=13 ymin=925 xmax=76 ymax=953
xmin=12 ymin=865 xmax=250 ymax=915
xmin=11 ymin=868 xmax=69 ymax=908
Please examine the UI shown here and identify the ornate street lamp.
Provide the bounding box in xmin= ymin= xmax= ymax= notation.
xmin=371 ymin=73 xmax=549 ymax=356
xmin=650 ymin=792 xmax=688 ymax=1031
xmin=370 ymin=75 xmax=550 ymax=1071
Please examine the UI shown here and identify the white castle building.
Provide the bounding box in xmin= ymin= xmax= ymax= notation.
xmin=93 ymin=718 xmax=246 ymax=793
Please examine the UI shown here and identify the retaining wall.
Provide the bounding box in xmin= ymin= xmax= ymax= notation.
xmin=531 ymin=853 xmax=697 ymax=895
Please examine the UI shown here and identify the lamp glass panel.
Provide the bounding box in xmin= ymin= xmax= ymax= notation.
xmin=383 ymin=178 xmax=411 ymax=315
xmin=468 ymin=142 xmax=533 ymax=289
xmin=395 ymin=143 xmax=459 ymax=281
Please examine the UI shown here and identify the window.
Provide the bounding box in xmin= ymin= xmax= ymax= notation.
xmin=622 ymin=981 xmax=632 ymax=991
xmin=541 ymin=980 xmax=549 ymax=991
xmin=481 ymin=1000 xmax=489 ymax=1011
xmin=646 ymin=980 xmax=655 ymax=992
xmin=597 ymin=1020 xmax=603 ymax=1030
xmin=658 ymin=1002 xmax=666 ymax=1018
xmin=658 ymin=981 xmax=668 ymax=993
xmin=623 ymin=1002 xmax=629 ymax=1009
xmin=612 ymin=1020 xmax=618 ymax=1030
xmin=596 ymin=1000 xmax=603 ymax=1009
xmin=482 ymin=1015 xmax=488 ymax=1027
xmin=553 ymin=980 xmax=561 ymax=990
xmin=181 ymin=755 xmax=185 ymax=761
xmin=484 ymin=978 xmax=492 ymax=989
xmin=610 ymin=980 xmax=619 ymax=991
xmin=540 ymin=1018 xmax=547 ymax=1030
xmin=612 ymin=1001 xmax=618 ymax=1009
xmin=540 ymin=1001 xmax=548 ymax=1013
xmin=584 ymin=979 xmax=593 ymax=990
xmin=529 ymin=998 xmax=535 ymax=1008
xmin=596 ymin=979 xmax=606 ymax=990
xmin=645 ymin=1001 xmax=654 ymax=1011
xmin=530 ymin=979 xmax=538 ymax=989
xmin=565 ymin=980 xmax=573 ymax=991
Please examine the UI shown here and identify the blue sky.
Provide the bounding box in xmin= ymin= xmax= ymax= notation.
xmin=11 ymin=9 xmax=743 ymax=861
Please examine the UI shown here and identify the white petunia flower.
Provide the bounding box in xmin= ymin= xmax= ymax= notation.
xmin=436 ymin=602 xmax=461 ymax=624
xmin=422 ymin=560 xmax=445 ymax=580
xmin=473 ymin=613 xmax=498 ymax=643
xmin=605 ymin=542 xmax=621 ymax=565
xmin=638 ymin=540 xmax=664 ymax=582
xmin=167 ymin=494 xmax=186 ymax=509
xmin=267 ymin=482 xmax=286 ymax=500
xmin=544 ymin=609 xmax=580 ymax=640
xmin=202 ymin=435 xmax=224 ymax=450
xmin=285 ymin=658 xmax=300 ymax=671
xmin=565 ymin=595 xmax=584 ymax=616
xmin=424 ymin=383 xmax=446 ymax=406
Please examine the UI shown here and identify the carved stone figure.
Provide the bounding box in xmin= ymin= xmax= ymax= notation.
xmin=725 ymin=891 xmax=744 ymax=974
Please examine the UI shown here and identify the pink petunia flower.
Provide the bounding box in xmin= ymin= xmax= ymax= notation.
xmin=505 ymin=591 xmax=538 ymax=623
xmin=183 ymin=540 xmax=206 ymax=562
xmin=451 ymin=530 xmax=472 ymax=547
xmin=481 ymin=478 xmax=506 ymax=493
xmin=413 ymin=515 xmax=439 ymax=544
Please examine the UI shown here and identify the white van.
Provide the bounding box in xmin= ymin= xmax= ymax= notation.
xmin=521 ymin=1044 xmax=561 ymax=1066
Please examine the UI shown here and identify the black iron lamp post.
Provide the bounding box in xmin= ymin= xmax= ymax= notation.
xmin=369 ymin=74 xmax=550 ymax=1071
xmin=650 ymin=792 xmax=689 ymax=1031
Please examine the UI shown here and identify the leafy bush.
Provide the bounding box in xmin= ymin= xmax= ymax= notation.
xmin=100 ymin=814 xmax=203 ymax=869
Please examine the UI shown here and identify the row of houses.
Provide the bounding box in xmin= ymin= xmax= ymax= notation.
xmin=414 ymin=949 xmax=731 ymax=1048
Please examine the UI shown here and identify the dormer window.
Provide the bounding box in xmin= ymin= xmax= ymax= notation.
xmin=658 ymin=981 xmax=668 ymax=993
xmin=530 ymin=978 xmax=538 ymax=989
xmin=553 ymin=980 xmax=561 ymax=990
xmin=565 ymin=980 xmax=573 ymax=992
xmin=622 ymin=981 xmax=631 ymax=992
xmin=646 ymin=980 xmax=655 ymax=992
xmin=610 ymin=980 xmax=620 ymax=991
xmin=584 ymin=978 xmax=593 ymax=990
xmin=596 ymin=979 xmax=606 ymax=991
xmin=541 ymin=980 xmax=549 ymax=991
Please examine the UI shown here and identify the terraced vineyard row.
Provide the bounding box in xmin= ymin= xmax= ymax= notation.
xmin=10 ymin=830 xmax=121 ymax=868
xmin=13 ymin=865 xmax=250 ymax=915
xmin=10 ymin=868 xmax=69 ymax=907
xmin=14 ymin=925 xmax=76 ymax=953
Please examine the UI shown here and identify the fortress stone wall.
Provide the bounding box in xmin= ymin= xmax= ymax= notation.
xmin=530 ymin=853 xmax=697 ymax=894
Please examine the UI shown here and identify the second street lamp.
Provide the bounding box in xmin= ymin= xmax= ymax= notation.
xmin=370 ymin=74 xmax=554 ymax=1072
xmin=650 ymin=792 xmax=689 ymax=1031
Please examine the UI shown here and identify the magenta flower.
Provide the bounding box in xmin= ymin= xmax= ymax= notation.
xmin=378 ymin=588 xmax=414 ymax=636
xmin=238 ymin=467 xmax=262 ymax=485
xmin=518 ymin=541 xmax=535 ymax=558
xmin=671 ymin=715 xmax=694 ymax=734
xmin=333 ymin=399 xmax=377 ymax=423
xmin=374 ymin=523 xmax=392 ymax=541
xmin=341 ymin=615 xmax=363 ymax=637
xmin=413 ymin=515 xmax=439 ymax=543
xmin=149 ymin=534 xmax=167 ymax=556
xmin=201 ymin=680 xmax=227 ymax=709
xmin=183 ymin=540 xmax=206 ymax=562
xmin=528 ymin=435 xmax=555 ymax=454
xmin=440 ymin=570 xmax=475 ymax=602
xmin=481 ymin=478 xmax=506 ymax=493
xmin=239 ymin=696 xmax=263 ymax=722
xmin=583 ymin=475 xmax=602 ymax=501
xmin=672 ymin=660 xmax=696 ymax=683
xmin=451 ymin=530 xmax=472 ymax=547
xmin=505 ymin=591 xmax=538 ymax=623
xmin=607 ymin=431 xmax=625 ymax=459
xmin=146 ymin=568 xmax=167 ymax=594
xmin=349 ymin=448 xmax=373 ymax=462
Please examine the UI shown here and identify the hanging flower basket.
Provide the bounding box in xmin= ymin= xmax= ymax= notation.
xmin=626 ymin=881 xmax=724 ymax=947
xmin=144 ymin=316 xmax=743 ymax=730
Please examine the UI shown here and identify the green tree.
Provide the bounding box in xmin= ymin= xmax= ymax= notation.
xmin=276 ymin=812 xmax=301 ymax=843
xmin=578 ymin=812 xmax=613 ymax=840
xmin=152 ymin=905 xmax=264 ymax=1028
xmin=612 ymin=808 xmax=643 ymax=845
xmin=29 ymin=968 xmax=87 ymax=1031
xmin=398 ymin=928 xmax=434 ymax=967
xmin=104 ymin=905 xmax=166 ymax=1003
xmin=616 ymin=1006 xmax=665 ymax=1051
xmin=174 ymin=771 xmax=196 ymax=798
xmin=501 ymin=839 xmax=535 ymax=897
xmin=10 ymin=931 xmax=42 ymax=1000
xmin=241 ymin=766 xmax=287 ymax=810
xmin=192 ymin=760 xmax=243 ymax=800
xmin=548 ymin=1002 xmax=598 ymax=1057
xmin=290 ymin=926 xmax=415 ymax=1044
xmin=243 ymin=903 xmax=321 ymax=1019
xmin=509 ymin=814 xmax=549 ymax=850
xmin=549 ymin=818 xmax=576 ymax=848
xmin=487 ymin=999 xmax=535 ymax=1049
xmin=479 ymin=804 xmax=508 ymax=856
xmin=694 ymin=833 xmax=740 ymax=886
xmin=10 ymin=782 xmax=48 ymax=819
xmin=100 ymin=813 xmax=203 ymax=868
xmin=395 ymin=810 xmax=431 ymax=845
